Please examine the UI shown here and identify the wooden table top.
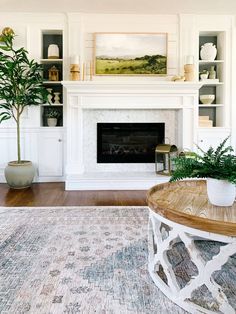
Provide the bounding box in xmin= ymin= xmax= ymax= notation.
xmin=147 ymin=180 xmax=236 ymax=237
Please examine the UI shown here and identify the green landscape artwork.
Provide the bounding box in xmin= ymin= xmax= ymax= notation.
xmin=94 ymin=33 xmax=167 ymax=75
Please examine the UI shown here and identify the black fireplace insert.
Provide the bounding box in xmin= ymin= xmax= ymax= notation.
xmin=97 ymin=122 xmax=165 ymax=163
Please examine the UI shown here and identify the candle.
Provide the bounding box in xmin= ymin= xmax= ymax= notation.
xmin=90 ymin=61 xmax=92 ymax=81
xmin=71 ymin=55 xmax=79 ymax=65
xmin=186 ymin=55 xmax=194 ymax=64
xmin=82 ymin=63 xmax=85 ymax=81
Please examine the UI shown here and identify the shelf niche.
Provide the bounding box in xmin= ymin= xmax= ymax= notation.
xmin=41 ymin=29 xmax=64 ymax=127
xmin=41 ymin=105 xmax=63 ymax=127
xmin=42 ymin=30 xmax=63 ymax=59
xmin=198 ymin=31 xmax=226 ymax=128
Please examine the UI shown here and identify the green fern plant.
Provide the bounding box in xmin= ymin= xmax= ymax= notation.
xmin=170 ymin=137 xmax=236 ymax=185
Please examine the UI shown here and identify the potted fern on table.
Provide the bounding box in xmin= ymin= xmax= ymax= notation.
xmin=0 ymin=27 xmax=48 ymax=188
xmin=170 ymin=137 xmax=236 ymax=206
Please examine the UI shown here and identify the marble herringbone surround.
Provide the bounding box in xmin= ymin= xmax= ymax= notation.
xmin=0 ymin=206 xmax=235 ymax=314
xmin=83 ymin=109 xmax=178 ymax=173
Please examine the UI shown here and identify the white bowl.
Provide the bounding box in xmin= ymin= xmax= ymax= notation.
xmin=200 ymin=73 xmax=209 ymax=80
xmin=200 ymin=94 xmax=215 ymax=104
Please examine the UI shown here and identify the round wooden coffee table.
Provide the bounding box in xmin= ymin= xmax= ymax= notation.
xmin=147 ymin=180 xmax=236 ymax=314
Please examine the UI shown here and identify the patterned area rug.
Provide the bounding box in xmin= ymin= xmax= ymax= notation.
xmin=0 ymin=206 xmax=186 ymax=314
xmin=0 ymin=206 xmax=236 ymax=314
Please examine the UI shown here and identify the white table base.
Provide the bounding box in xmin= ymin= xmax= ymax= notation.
xmin=148 ymin=208 xmax=236 ymax=314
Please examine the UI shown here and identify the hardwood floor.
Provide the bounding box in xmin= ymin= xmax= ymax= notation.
xmin=0 ymin=183 xmax=147 ymax=206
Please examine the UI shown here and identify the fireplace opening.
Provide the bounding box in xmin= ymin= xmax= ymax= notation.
xmin=97 ymin=123 xmax=165 ymax=163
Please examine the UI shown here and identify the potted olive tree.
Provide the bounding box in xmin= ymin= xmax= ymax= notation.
xmin=170 ymin=137 xmax=236 ymax=206
xmin=0 ymin=27 xmax=48 ymax=188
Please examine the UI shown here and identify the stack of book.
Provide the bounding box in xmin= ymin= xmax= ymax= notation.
xmin=199 ymin=116 xmax=213 ymax=127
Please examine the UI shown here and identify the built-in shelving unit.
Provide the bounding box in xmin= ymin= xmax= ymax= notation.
xmin=40 ymin=30 xmax=64 ymax=127
xmin=198 ymin=31 xmax=226 ymax=128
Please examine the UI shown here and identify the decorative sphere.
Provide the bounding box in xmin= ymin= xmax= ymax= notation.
xmin=2 ymin=27 xmax=14 ymax=36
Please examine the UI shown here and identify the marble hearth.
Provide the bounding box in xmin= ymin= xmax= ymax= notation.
xmin=62 ymin=81 xmax=201 ymax=190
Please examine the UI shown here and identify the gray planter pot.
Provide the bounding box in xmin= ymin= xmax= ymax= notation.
xmin=5 ymin=161 xmax=35 ymax=189
xmin=47 ymin=118 xmax=57 ymax=127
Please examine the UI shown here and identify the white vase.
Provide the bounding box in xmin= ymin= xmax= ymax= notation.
xmin=48 ymin=44 xmax=59 ymax=59
xmin=47 ymin=88 xmax=53 ymax=104
xmin=207 ymin=178 xmax=236 ymax=206
xmin=54 ymin=92 xmax=61 ymax=104
xmin=200 ymin=43 xmax=217 ymax=61
xmin=47 ymin=118 xmax=57 ymax=127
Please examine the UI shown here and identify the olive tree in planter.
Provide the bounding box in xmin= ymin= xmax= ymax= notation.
xmin=0 ymin=27 xmax=48 ymax=188
xmin=170 ymin=137 xmax=236 ymax=206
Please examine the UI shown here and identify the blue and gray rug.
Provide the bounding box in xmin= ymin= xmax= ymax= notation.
xmin=0 ymin=206 xmax=235 ymax=314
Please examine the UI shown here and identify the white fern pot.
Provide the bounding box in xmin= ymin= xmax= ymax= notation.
xmin=207 ymin=178 xmax=236 ymax=206
xmin=200 ymin=43 xmax=217 ymax=61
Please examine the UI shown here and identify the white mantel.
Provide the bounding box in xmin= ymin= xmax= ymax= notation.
xmin=62 ymin=80 xmax=202 ymax=94
xmin=62 ymin=81 xmax=202 ymax=190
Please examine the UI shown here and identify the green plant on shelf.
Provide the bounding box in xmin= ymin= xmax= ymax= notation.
xmin=199 ymin=69 xmax=209 ymax=75
xmin=44 ymin=107 xmax=61 ymax=119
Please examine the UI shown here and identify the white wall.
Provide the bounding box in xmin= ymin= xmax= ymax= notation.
xmin=68 ymin=14 xmax=179 ymax=79
xmin=0 ymin=12 xmax=235 ymax=183
xmin=1 ymin=0 xmax=236 ymax=15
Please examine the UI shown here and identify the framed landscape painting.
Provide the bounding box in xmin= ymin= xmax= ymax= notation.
xmin=94 ymin=33 xmax=167 ymax=76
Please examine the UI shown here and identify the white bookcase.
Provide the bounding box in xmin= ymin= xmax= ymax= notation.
xmin=198 ymin=31 xmax=226 ymax=128
xmin=40 ymin=29 xmax=64 ymax=128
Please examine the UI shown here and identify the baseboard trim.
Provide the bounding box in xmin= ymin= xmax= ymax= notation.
xmin=65 ymin=172 xmax=169 ymax=190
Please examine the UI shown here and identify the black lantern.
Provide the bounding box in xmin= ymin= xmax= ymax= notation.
xmin=155 ymin=144 xmax=178 ymax=175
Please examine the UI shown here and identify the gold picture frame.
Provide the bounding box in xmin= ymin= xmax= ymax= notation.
xmin=93 ymin=32 xmax=168 ymax=76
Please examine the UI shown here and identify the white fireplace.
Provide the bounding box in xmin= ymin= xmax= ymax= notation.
xmin=62 ymin=81 xmax=201 ymax=190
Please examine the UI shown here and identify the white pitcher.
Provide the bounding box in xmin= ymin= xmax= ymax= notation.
xmin=200 ymin=43 xmax=217 ymax=61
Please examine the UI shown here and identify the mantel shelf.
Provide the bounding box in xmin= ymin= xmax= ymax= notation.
xmin=62 ymin=81 xmax=203 ymax=93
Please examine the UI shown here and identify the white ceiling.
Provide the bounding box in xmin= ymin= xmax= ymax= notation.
xmin=0 ymin=0 xmax=235 ymax=14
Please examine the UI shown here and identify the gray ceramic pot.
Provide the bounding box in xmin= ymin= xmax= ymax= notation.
xmin=5 ymin=161 xmax=35 ymax=189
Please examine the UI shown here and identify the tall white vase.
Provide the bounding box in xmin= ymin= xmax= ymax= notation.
xmin=54 ymin=92 xmax=61 ymax=104
xmin=207 ymin=178 xmax=236 ymax=206
xmin=200 ymin=43 xmax=217 ymax=61
xmin=47 ymin=88 xmax=53 ymax=104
